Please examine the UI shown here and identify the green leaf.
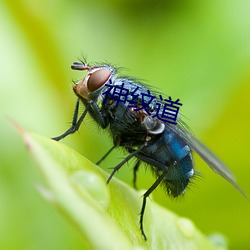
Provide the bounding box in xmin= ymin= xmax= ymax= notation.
xmin=19 ymin=128 xmax=227 ymax=250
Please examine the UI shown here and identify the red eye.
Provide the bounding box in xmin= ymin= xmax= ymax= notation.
xmin=87 ymin=68 xmax=111 ymax=92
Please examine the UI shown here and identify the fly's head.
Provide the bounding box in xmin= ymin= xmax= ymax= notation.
xmin=72 ymin=61 xmax=115 ymax=100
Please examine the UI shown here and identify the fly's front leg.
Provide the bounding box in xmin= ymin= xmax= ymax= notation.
xmin=52 ymin=99 xmax=88 ymax=141
xmin=88 ymin=100 xmax=108 ymax=129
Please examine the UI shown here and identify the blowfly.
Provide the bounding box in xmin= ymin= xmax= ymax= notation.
xmin=52 ymin=60 xmax=246 ymax=240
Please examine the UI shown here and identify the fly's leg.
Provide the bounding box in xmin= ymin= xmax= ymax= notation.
xmin=133 ymin=160 xmax=141 ymax=189
xmin=52 ymin=99 xmax=108 ymax=141
xmin=96 ymin=145 xmax=116 ymax=165
xmin=52 ymin=99 xmax=88 ymax=141
xmin=107 ymin=143 xmax=146 ymax=184
xmin=88 ymin=100 xmax=107 ymax=129
xmin=140 ymin=172 xmax=167 ymax=240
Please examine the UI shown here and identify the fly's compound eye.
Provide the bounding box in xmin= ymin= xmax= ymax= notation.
xmin=87 ymin=68 xmax=111 ymax=92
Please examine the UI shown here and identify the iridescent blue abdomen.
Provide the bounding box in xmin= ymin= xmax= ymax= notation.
xmin=136 ymin=127 xmax=194 ymax=197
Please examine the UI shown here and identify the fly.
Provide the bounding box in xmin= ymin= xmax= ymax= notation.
xmin=52 ymin=60 xmax=246 ymax=240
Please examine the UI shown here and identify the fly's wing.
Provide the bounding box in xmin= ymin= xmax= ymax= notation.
xmin=168 ymin=123 xmax=247 ymax=198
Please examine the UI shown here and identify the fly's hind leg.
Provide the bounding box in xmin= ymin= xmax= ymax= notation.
xmin=140 ymin=172 xmax=167 ymax=240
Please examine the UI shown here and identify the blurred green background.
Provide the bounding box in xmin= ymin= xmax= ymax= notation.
xmin=1 ymin=0 xmax=250 ymax=249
